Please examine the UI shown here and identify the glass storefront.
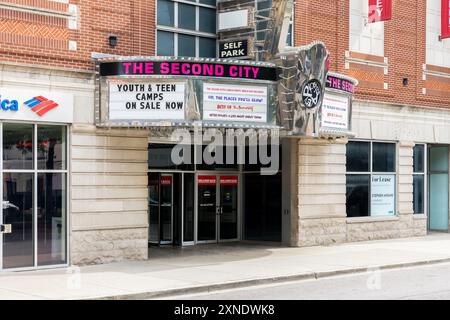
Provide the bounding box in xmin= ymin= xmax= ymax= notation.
xmin=148 ymin=142 xmax=282 ymax=246
xmin=1 ymin=123 xmax=68 ymax=270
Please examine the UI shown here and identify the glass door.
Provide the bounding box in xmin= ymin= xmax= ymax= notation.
xmin=197 ymin=175 xmax=217 ymax=242
xmin=159 ymin=174 xmax=173 ymax=244
xmin=148 ymin=173 xmax=160 ymax=244
xmin=218 ymin=175 xmax=238 ymax=242
xmin=429 ymin=146 xmax=449 ymax=231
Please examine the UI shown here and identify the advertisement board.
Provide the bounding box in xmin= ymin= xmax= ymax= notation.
xmin=0 ymin=87 xmax=73 ymax=123
xmin=108 ymin=81 xmax=186 ymax=120
xmin=321 ymin=93 xmax=349 ymax=130
xmin=218 ymin=9 xmax=250 ymax=31
xmin=203 ymin=83 xmax=267 ymax=123
xmin=371 ymin=175 xmax=396 ymax=216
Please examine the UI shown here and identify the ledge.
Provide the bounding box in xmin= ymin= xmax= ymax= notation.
xmin=346 ymin=216 xmax=399 ymax=224
xmin=413 ymin=214 xmax=427 ymax=220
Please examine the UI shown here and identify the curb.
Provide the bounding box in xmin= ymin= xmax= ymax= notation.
xmin=87 ymin=257 xmax=450 ymax=300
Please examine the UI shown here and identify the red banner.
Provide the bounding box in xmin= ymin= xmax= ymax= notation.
xmin=442 ymin=0 xmax=450 ymax=39
xmin=219 ymin=176 xmax=238 ymax=186
xmin=198 ymin=175 xmax=217 ymax=186
xmin=160 ymin=176 xmax=172 ymax=186
xmin=368 ymin=0 xmax=392 ymax=23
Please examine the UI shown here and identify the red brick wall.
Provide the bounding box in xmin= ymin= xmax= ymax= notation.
xmin=295 ymin=0 xmax=450 ymax=109
xmin=0 ymin=0 xmax=155 ymax=70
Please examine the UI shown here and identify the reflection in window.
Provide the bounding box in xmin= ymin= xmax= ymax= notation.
xmin=38 ymin=125 xmax=66 ymax=170
xmin=3 ymin=123 xmax=34 ymax=170
xmin=157 ymin=31 xmax=175 ymax=56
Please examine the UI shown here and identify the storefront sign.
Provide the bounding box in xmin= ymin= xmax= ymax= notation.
xmin=371 ymin=175 xmax=395 ymax=216
xmin=368 ymin=0 xmax=392 ymax=23
xmin=442 ymin=0 xmax=450 ymax=39
xmin=0 ymin=87 xmax=73 ymax=123
xmin=321 ymin=93 xmax=349 ymax=130
xmin=203 ymin=83 xmax=267 ymax=123
xmin=326 ymin=75 xmax=355 ymax=94
xmin=219 ymin=39 xmax=250 ymax=59
xmin=108 ymin=81 xmax=186 ymax=120
xmin=99 ymin=61 xmax=277 ymax=81
xmin=198 ymin=175 xmax=217 ymax=186
xmin=220 ymin=176 xmax=238 ymax=186
xmin=218 ymin=9 xmax=250 ymax=31
xmin=160 ymin=176 xmax=172 ymax=186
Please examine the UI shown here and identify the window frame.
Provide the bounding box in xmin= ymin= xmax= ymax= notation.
xmin=156 ymin=0 xmax=217 ymax=58
xmin=413 ymin=143 xmax=427 ymax=215
xmin=346 ymin=139 xmax=398 ymax=218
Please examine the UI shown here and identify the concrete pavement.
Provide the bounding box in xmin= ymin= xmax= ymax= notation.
xmin=1 ymin=233 xmax=450 ymax=299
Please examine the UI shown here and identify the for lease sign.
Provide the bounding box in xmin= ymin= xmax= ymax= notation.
xmin=108 ymin=81 xmax=186 ymax=120
xmin=203 ymin=83 xmax=267 ymax=123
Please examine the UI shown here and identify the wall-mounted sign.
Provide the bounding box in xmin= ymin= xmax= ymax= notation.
xmin=321 ymin=93 xmax=349 ymax=130
xmin=0 ymin=87 xmax=73 ymax=123
xmin=203 ymin=83 xmax=267 ymax=123
xmin=100 ymin=60 xmax=277 ymax=81
xmin=326 ymin=74 xmax=355 ymax=94
xmin=302 ymin=80 xmax=322 ymax=109
xmin=371 ymin=175 xmax=395 ymax=216
xmin=219 ymin=39 xmax=250 ymax=59
xmin=218 ymin=9 xmax=251 ymax=31
xmin=108 ymin=81 xmax=186 ymax=120
xmin=368 ymin=0 xmax=392 ymax=23
xmin=198 ymin=175 xmax=217 ymax=186
xmin=160 ymin=176 xmax=172 ymax=186
xmin=219 ymin=176 xmax=238 ymax=186
xmin=442 ymin=0 xmax=450 ymax=39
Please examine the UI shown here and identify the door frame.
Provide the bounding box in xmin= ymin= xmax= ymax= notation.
xmin=194 ymin=171 xmax=241 ymax=244
xmin=159 ymin=173 xmax=174 ymax=245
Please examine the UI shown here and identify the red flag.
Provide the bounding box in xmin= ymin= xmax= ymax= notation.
xmin=368 ymin=0 xmax=392 ymax=23
xmin=442 ymin=0 xmax=450 ymax=39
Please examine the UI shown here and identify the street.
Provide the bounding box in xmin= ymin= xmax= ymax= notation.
xmin=168 ymin=262 xmax=450 ymax=300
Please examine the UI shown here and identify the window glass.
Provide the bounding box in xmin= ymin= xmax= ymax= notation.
xmin=37 ymin=125 xmax=66 ymax=170
xmin=372 ymin=142 xmax=395 ymax=172
xmin=157 ymin=0 xmax=174 ymax=26
xmin=413 ymin=145 xmax=424 ymax=173
xmin=199 ymin=7 xmax=216 ymax=33
xmin=346 ymin=174 xmax=370 ymax=217
xmin=3 ymin=123 xmax=34 ymax=170
xmin=178 ymin=3 xmax=196 ymax=30
xmin=178 ymin=34 xmax=196 ymax=57
xmin=413 ymin=175 xmax=425 ymax=214
xmin=37 ymin=173 xmax=67 ymax=266
xmin=199 ymin=37 xmax=216 ymax=57
xmin=200 ymin=0 xmax=216 ymax=5
xmin=157 ymin=31 xmax=174 ymax=56
xmin=346 ymin=141 xmax=370 ymax=172
xmin=430 ymin=147 xmax=449 ymax=172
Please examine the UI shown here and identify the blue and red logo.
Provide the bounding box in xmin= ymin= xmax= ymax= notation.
xmin=24 ymin=96 xmax=59 ymax=117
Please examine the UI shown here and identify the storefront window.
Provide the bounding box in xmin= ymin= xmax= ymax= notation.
xmin=2 ymin=123 xmax=68 ymax=269
xmin=156 ymin=0 xmax=217 ymax=58
xmin=413 ymin=144 xmax=425 ymax=214
xmin=346 ymin=141 xmax=397 ymax=217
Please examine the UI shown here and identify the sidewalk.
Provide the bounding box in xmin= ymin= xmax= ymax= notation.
xmin=2 ymin=233 xmax=450 ymax=300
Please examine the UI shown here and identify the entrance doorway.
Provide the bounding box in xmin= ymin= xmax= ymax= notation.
xmin=197 ymin=175 xmax=239 ymax=243
xmin=428 ymin=146 xmax=449 ymax=231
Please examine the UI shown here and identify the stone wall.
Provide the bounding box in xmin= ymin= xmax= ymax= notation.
xmin=296 ymin=138 xmax=348 ymax=246
xmin=70 ymin=125 xmax=149 ymax=265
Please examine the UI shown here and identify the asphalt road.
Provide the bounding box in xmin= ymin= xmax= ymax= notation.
xmin=168 ymin=262 xmax=450 ymax=300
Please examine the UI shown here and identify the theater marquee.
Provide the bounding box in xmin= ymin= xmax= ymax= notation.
xmin=95 ymin=56 xmax=278 ymax=128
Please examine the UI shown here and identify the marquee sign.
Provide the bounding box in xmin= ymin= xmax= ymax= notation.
xmin=99 ymin=60 xmax=277 ymax=81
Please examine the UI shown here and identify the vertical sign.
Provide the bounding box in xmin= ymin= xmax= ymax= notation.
xmin=442 ymin=0 xmax=450 ymax=39
xmin=368 ymin=0 xmax=392 ymax=23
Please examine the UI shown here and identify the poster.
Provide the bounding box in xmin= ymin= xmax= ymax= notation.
xmin=108 ymin=81 xmax=185 ymax=120
xmin=321 ymin=93 xmax=349 ymax=130
xmin=203 ymin=83 xmax=267 ymax=123
xmin=371 ymin=175 xmax=395 ymax=216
